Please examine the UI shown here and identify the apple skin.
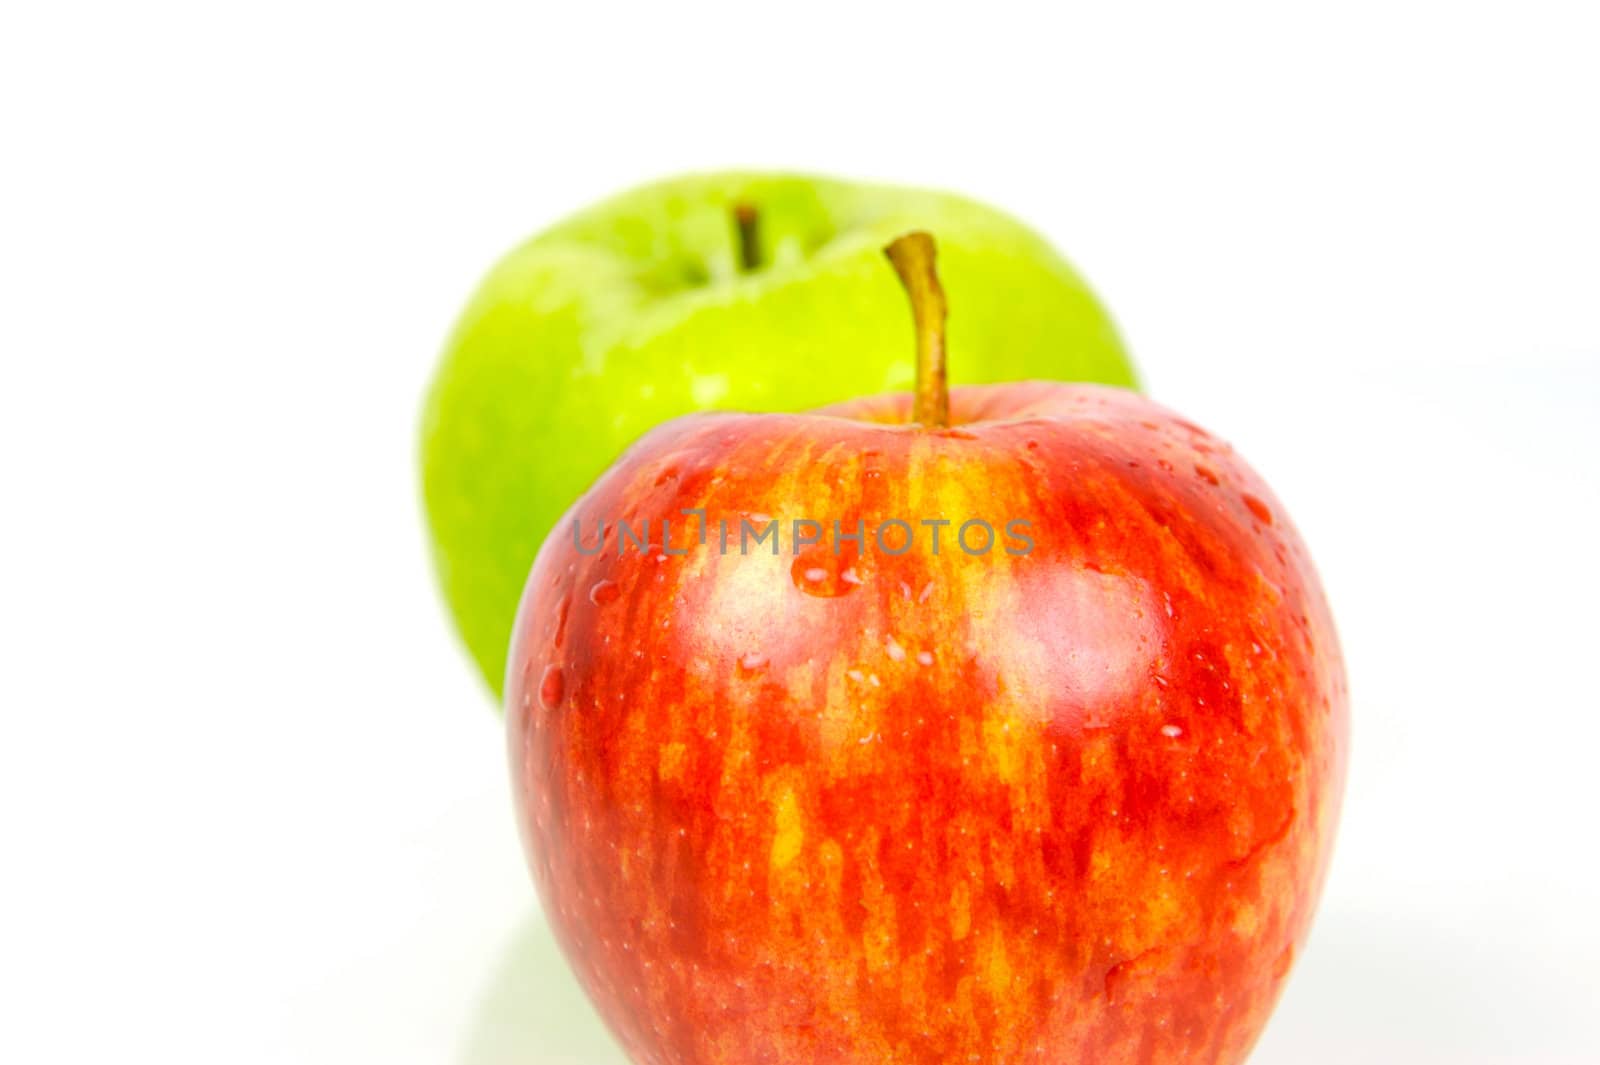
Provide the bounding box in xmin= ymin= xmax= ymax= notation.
xmin=507 ymin=383 xmax=1346 ymax=1064
xmin=422 ymin=172 xmax=1137 ymax=698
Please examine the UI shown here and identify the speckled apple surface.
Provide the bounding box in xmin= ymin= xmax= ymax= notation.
xmin=421 ymin=173 xmax=1137 ymax=698
xmin=507 ymin=383 xmax=1347 ymax=1064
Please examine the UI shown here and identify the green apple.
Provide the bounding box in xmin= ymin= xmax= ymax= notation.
xmin=420 ymin=172 xmax=1138 ymax=698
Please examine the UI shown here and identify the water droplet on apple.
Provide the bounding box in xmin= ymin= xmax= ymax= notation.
xmin=1194 ymin=464 xmax=1220 ymax=486
xmin=916 ymin=650 xmax=934 ymax=667
xmin=885 ymin=635 xmax=907 ymax=662
xmin=589 ymin=579 xmax=620 ymax=605
xmin=739 ymin=652 xmax=768 ymax=671
xmin=552 ymin=595 xmax=570 ymax=648
xmin=1241 ymin=493 xmax=1274 ymax=525
xmin=1161 ymin=723 xmax=1183 ymax=738
xmin=789 ymin=553 xmax=858 ymax=597
xmin=539 ymin=665 xmax=564 ymax=709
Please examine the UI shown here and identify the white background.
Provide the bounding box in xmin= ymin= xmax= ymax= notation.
xmin=3 ymin=3 xmax=1597 ymax=1062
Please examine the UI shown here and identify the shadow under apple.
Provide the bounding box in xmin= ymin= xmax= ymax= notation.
xmin=458 ymin=910 xmax=625 ymax=1065
xmin=1253 ymin=905 xmax=1594 ymax=1064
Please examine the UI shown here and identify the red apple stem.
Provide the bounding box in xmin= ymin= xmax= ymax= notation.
xmin=733 ymin=202 xmax=761 ymax=271
xmin=884 ymin=231 xmax=950 ymax=429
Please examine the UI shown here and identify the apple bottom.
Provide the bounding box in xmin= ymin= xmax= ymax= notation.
xmin=518 ymin=716 xmax=1322 ymax=1065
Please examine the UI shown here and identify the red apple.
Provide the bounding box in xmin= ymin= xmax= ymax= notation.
xmin=507 ymin=234 xmax=1347 ymax=1064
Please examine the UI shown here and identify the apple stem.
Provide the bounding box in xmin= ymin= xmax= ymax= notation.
xmin=884 ymin=231 xmax=950 ymax=429
xmin=733 ymin=202 xmax=761 ymax=271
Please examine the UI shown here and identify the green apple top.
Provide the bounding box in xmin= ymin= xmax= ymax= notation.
xmin=420 ymin=172 xmax=1139 ymax=699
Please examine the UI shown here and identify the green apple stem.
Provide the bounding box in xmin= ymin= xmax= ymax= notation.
xmin=733 ymin=203 xmax=761 ymax=271
xmin=885 ymin=231 xmax=950 ymax=429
